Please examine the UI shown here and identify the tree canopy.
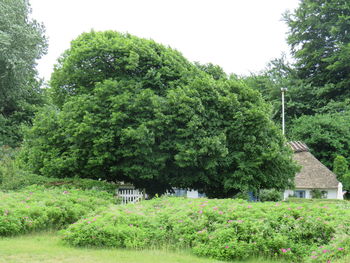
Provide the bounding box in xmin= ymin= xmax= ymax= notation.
xmin=50 ymin=31 xmax=197 ymax=107
xmin=0 ymin=0 xmax=47 ymax=146
xmin=21 ymin=31 xmax=298 ymax=197
xmin=284 ymin=0 xmax=350 ymax=103
xmin=289 ymin=112 xmax=350 ymax=168
xmin=242 ymin=0 xmax=350 ymax=170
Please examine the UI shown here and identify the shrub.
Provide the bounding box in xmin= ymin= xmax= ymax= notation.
xmin=0 ymin=186 xmax=115 ymax=236
xmin=0 ymin=146 xmax=48 ymax=191
xmin=333 ymin=155 xmax=348 ymax=182
xmin=0 ymin=146 xmax=118 ymax=192
xmin=45 ymin=178 xmax=118 ymax=194
xmin=233 ymin=191 xmax=250 ymax=201
xmin=60 ymin=197 xmax=350 ymax=262
xmin=259 ymin=189 xmax=282 ymax=202
xmin=310 ymin=189 xmax=328 ymax=199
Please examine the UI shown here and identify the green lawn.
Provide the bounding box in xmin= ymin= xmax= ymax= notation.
xmin=0 ymin=232 xmax=285 ymax=263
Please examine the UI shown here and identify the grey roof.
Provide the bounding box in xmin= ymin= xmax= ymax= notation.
xmin=288 ymin=142 xmax=339 ymax=189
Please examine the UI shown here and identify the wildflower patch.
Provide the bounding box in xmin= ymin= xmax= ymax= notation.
xmin=61 ymin=197 xmax=350 ymax=262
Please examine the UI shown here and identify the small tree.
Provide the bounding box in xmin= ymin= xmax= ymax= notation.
xmin=333 ymin=155 xmax=348 ymax=182
xmin=342 ymin=173 xmax=350 ymax=192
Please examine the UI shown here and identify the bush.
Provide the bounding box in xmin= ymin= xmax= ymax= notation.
xmin=233 ymin=191 xmax=250 ymax=201
xmin=0 ymin=146 xmax=118 ymax=192
xmin=333 ymin=155 xmax=348 ymax=181
xmin=60 ymin=197 xmax=350 ymax=262
xmin=285 ymin=197 xmax=344 ymax=203
xmin=0 ymin=186 xmax=115 ymax=236
xmin=259 ymin=189 xmax=282 ymax=202
xmin=45 ymin=178 xmax=118 ymax=194
xmin=0 ymin=146 xmax=48 ymax=191
xmin=310 ymin=189 xmax=328 ymax=199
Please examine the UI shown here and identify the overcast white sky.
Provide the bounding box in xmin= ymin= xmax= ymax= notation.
xmin=30 ymin=0 xmax=300 ymax=81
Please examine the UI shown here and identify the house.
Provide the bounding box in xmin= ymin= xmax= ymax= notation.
xmin=283 ymin=141 xmax=343 ymax=200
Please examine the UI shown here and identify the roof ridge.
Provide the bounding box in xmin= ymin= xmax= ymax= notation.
xmin=287 ymin=141 xmax=309 ymax=153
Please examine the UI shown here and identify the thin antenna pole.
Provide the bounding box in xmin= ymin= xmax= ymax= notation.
xmin=281 ymin=88 xmax=288 ymax=135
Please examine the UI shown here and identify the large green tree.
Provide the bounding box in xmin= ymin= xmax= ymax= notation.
xmin=285 ymin=0 xmax=350 ymax=103
xmin=289 ymin=112 xmax=350 ymax=168
xmin=0 ymin=0 xmax=47 ymax=146
xmin=21 ymin=31 xmax=298 ymax=197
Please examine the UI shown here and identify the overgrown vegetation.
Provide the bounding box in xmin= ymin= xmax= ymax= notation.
xmin=61 ymin=197 xmax=350 ymax=263
xmin=0 ymin=186 xmax=115 ymax=236
xmin=2 ymin=2 xmax=350 ymax=262
xmin=259 ymin=189 xmax=282 ymax=202
xmin=0 ymin=146 xmax=118 ymax=192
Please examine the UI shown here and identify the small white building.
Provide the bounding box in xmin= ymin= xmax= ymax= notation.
xmin=284 ymin=141 xmax=343 ymax=200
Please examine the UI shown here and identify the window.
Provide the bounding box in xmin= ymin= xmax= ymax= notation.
xmin=294 ymin=190 xmax=306 ymax=198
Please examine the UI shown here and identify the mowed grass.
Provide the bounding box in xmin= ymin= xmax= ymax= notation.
xmin=0 ymin=232 xmax=286 ymax=263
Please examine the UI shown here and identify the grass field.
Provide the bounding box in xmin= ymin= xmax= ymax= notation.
xmin=0 ymin=232 xmax=287 ymax=263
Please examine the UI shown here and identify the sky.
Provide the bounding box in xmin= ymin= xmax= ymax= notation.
xmin=30 ymin=0 xmax=300 ymax=81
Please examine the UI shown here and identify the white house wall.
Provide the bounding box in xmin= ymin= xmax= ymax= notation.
xmin=284 ymin=189 xmax=340 ymax=200
xmin=187 ymin=190 xmax=199 ymax=198
xmin=326 ymin=189 xmax=338 ymax=199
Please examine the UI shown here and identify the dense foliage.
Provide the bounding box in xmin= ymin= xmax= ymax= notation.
xmin=49 ymin=30 xmax=197 ymax=107
xmin=61 ymin=197 xmax=350 ymax=263
xmin=0 ymin=0 xmax=47 ymax=146
xmin=333 ymin=155 xmax=350 ymax=193
xmin=289 ymin=113 xmax=350 ymax=168
xmin=20 ymin=31 xmax=298 ymax=197
xmin=0 ymin=186 xmax=115 ymax=236
xmin=242 ymin=0 xmax=350 ymax=168
xmin=0 ymin=146 xmax=118 ymax=192
xmin=333 ymin=155 xmax=349 ymax=182
xmin=285 ymin=0 xmax=350 ymax=101
xmin=258 ymin=189 xmax=283 ymax=202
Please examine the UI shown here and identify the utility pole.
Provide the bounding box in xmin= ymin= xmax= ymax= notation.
xmin=281 ymin=88 xmax=288 ymax=135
